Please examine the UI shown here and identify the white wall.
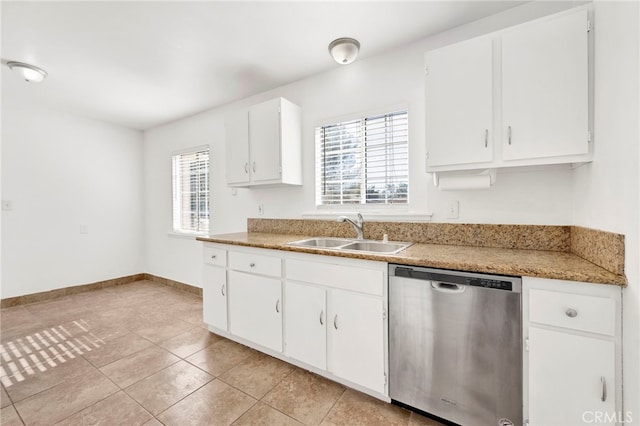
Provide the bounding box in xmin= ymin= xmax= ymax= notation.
xmin=573 ymin=1 xmax=640 ymax=421
xmin=143 ymin=2 xmax=639 ymax=416
xmin=143 ymin=1 xmax=580 ymax=287
xmin=1 ymin=0 xmax=637 ymax=420
xmin=1 ymin=91 xmax=144 ymax=298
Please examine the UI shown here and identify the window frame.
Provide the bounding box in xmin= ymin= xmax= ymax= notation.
xmin=171 ymin=145 xmax=210 ymax=236
xmin=314 ymin=107 xmax=409 ymax=209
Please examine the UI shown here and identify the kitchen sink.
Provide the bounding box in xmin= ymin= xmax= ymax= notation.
xmin=288 ymin=237 xmax=412 ymax=254
xmin=340 ymin=241 xmax=412 ymax=254
xmin=288 ymin=237 xmax=354 ymax=249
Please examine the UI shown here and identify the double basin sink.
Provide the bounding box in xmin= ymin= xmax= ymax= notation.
xmin=288 ymin=237 xmax=412 ymax=255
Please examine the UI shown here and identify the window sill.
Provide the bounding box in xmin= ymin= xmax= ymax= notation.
xmin=301 ymin=209 xmax=433 ymax=222
xmin=167 ymin=231 xmax=209 ymax=239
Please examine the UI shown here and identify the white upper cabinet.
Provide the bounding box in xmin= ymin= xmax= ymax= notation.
xmin=502 ymin=9 xmax=589 ymax=161
xmin=225 ymin=97 xmax=302 ymax=187
xmin=225 ymin=110 xmax=251 ymax=185
xmin=425 ymin=36 xmax=493 ymax=167
xmin=425 ymin=7 xmax=592 ymax=172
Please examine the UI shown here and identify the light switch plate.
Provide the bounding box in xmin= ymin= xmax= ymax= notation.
xmin=446 ymin=200 xmax=459 ymax=219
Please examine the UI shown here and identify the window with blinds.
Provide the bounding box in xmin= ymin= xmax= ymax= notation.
xmin=316 ymin=110 xmax=408 ymax=205
xmin=172 ymin=147 xmax=210 ymax=234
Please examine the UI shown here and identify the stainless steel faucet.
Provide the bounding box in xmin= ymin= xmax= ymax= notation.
xmin=337 ymin=213 xmax=364 ymax=240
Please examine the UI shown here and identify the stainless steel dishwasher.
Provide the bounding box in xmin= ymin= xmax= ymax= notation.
xmin=389 ymin=265 xmax=522 ymax=426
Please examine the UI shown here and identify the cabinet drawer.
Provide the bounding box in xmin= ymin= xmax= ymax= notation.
xmin=529 ymin=289 xmax=616 ymax=336
xmin=287 ymin=259 xmax=383 ymax=296
xmin=229 ymin=251 xmax=282 ymax=277
xmin=204 ymin=246 xmax=227 ymax=266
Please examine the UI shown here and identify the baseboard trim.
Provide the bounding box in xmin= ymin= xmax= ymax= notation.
xmin=143 ymin=273 xmax=202 ymax=297
xmin=0 ymin=273 xmax=146 ymax=308
xmin=1 ymin=273 xmax=202 ymax=308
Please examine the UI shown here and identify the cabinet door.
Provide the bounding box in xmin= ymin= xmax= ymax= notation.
xmin=425 ymin=36 xmax=493 ymax=167
xmin=284 ymin=281 xmax=327 ymax=370
xmin=225 ymin=110 xmax=250 ymax=185
xmin=529 ymin=326 xmax=615 ymax=426
xmin=328 ymin=289 xmax=385 ymax=394
xmin=502 ymin=10 xmax=589 ymax=161
xmin=228 ymin=270 xmax=282 ymax=352
xmin=203 ymin=265 xmax=227 ymax=331
xmin=249 ymin=98 xmax=282 ymax=183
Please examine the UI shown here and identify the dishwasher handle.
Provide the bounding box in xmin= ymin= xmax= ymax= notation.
xmin=431 ymin=281 xmax=466 ymax=294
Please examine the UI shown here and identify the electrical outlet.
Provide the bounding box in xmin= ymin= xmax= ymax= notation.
xmin=80 ymin=225 xmax=89 ymax=234
xmin=1 ymin=200 xmax=12 ymax=211
xmin=446 ymin=200 xmax=459 ymax=219
xmin=257 ymin=203 xmax=264 ymax=215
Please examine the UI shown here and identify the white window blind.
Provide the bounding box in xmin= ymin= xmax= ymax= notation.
xmin=172 ymin=147 xmax=210 ymax=234
xmin=316 ymin=110 xmax=408 ymax=205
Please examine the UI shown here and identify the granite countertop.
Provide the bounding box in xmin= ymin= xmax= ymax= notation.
xmin=197 ymin=232 xmax=627 ymax=286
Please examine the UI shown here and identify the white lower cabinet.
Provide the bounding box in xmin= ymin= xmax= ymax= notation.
xmin=200 ymin=244 xmax=392 ymax=399
xmin=284 ymin=281 xmax=327 ymax=370
xmin=284 ymin=281 xmax=387 ymax=395
xmin=202 ymin=246 xmax=228 ymax=331
xmin=529 ymin=327 xmax=616 ymax=426
xmin=524 ymin=277 xmax=622 ymax=426
xmin=327 ymin=289 xmax=386 ymax=394
xmin=285 ymin=254 xmax=388 ymax=397
xmin=228 ymin=270 xmax=282 ymax=352
xmin=203 ymin=265 xmax=227 ymax=331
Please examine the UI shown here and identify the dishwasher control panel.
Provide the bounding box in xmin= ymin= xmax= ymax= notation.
xmin=467 ymin=277 xmax=513 ymax=290
xmin=392 ymin=266 xmax=520 ymax=292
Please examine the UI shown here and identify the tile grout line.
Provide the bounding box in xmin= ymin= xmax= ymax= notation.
xmin=217 ymin=370 xmax=304 ymax=426
xmin=317 ymin=386 xmax=347 ymax=426
xmin=51 ymin=336 xmax=142 ymax=425
xmin=4 ymin=281 xmax=442 ymax=426
xmin=151 ymin=377 xmax=256 ymax=424
xmin=115 ymin=334 xmax=219 ymax=422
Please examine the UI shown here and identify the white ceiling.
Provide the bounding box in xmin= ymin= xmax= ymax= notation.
xmin=2 ymin=1 xmax=523 ymax=130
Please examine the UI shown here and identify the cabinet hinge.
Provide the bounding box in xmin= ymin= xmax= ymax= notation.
xmin=382 ymin=307 xmax=387 ymax=320
xmin=587 ymin=19 xmax=592 ymax=32
xmin=525 ymin=337 xmax=530 ymax=352
xmin=384 ymin=373 xmax=388 ymax=386
xmin=587 ymin=130 xmax=592 ymax=143
xmin=425 ymin=66 xmax=429 ymax=76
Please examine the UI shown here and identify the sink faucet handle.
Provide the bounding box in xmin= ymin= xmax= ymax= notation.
xmin=356 ymin=213 xmax=364 ymax=226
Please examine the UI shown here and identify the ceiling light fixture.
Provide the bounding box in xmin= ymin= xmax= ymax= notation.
xmin=328 ymin=37 xmax=360 ymax=65
xmin=7 ymin=61 xmax=48 ymax=83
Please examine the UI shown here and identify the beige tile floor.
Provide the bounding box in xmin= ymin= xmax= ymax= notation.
xmin=0 ymin=281 xmax=444 ymax=426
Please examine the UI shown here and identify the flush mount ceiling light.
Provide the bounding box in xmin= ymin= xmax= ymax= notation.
xmin=7 ymin=61 xmax=48 ymax=83
xmin=328 ymin=37 xmax=360 ymax=65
